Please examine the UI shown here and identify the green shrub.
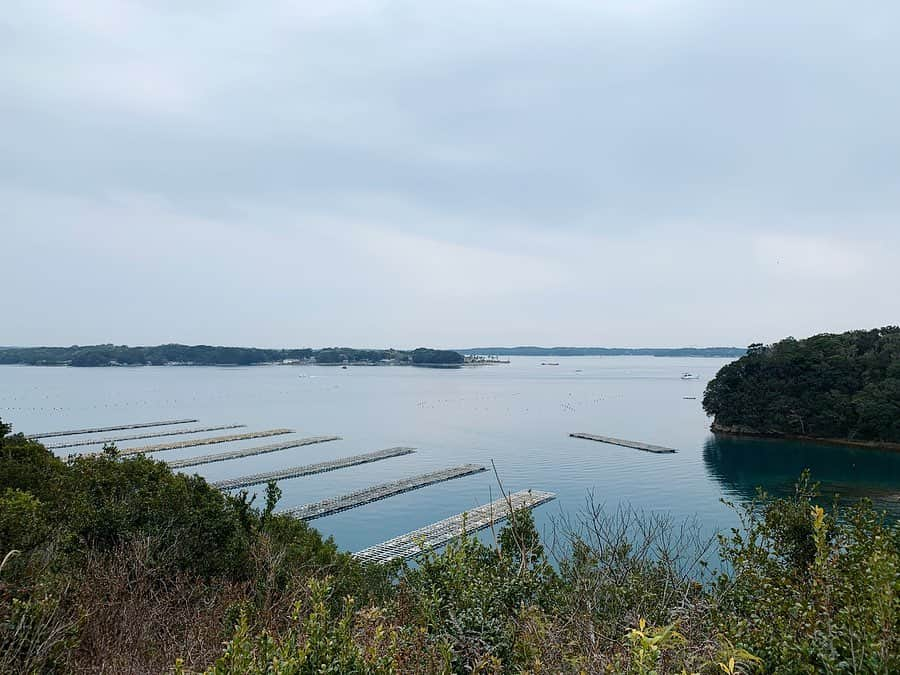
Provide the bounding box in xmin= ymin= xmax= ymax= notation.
xmin=188 ymin=577 xmax=399 ymax=675
xmin=0 ymin=488 xmax=49 ymax=553
xmin=716 ymin=473 xmax=900 ymax=673
xmin=0 ymin=421 xmax=366 ymax=582
xmin=400 ymin=509 xmax=557 ymax=672
xmin=0 ymin=551 xmax=78 ymax=674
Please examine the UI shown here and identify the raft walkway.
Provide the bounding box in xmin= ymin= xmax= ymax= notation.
xmin=281 ymin=464 xmax=486 ymax=521
xmin=50 ymin=424 xmax=246 ymax=450
xmin=211 ymin=447 xmax=416 ymax=490
xmin=569 ymin=433 xmax=676 ymax=454
xmin=354 ymin=489 xmax=556 ymax=563
xmin=28 ymin=419 xmax=197 ymax=439
xmin=118 ymin=429 xmax=294 ymax=456
xmin=168 ymin=436 xmax=342 ymax=469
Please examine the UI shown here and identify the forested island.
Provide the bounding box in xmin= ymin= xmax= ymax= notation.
xmin=0 ymin=344 xmax=465 ymax=368
xmin=463 ymin=346 xmax=745 ymax=357
xmin=703 ymin=327 xmax=900 ymax=447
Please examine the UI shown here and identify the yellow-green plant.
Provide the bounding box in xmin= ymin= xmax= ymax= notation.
xmin=626 ymin=618 xmax=685 ymax=675
xmin=716 ymin=473 xmax=900 ymax=673
xmin=184 ymin=577 xmax=399 ymax=675
xmin=713 ymin=641 xmax=761 ymax=675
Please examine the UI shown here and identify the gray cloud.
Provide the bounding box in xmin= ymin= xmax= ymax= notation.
xmin=2 ymin=1 xmax=898 ymax=347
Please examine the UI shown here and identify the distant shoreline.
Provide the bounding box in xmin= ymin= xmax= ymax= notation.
xmin=461 ymin=347 xmax=745 ymax=357
xmin=0 ymin=361 xmax=466 ymax=369
xmin=0 ymin=344 xmax=745 ymax=367
xmin=710 ymin=423 xmax=900 ymax=452
xmin=0 ymin=345 xmax=465 ymax=368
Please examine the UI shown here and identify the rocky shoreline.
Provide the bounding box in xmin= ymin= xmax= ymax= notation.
xmin=710 ymin=422 xmax=900 ymax=452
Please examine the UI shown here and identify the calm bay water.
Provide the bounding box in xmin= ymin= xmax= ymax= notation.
xmin=2 ymin=357 xmax=898 ymax=554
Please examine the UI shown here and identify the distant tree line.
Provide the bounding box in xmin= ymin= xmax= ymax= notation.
xmin=0 ymin=344 xmax=464 ymax=368
xmin=0 ymin=344 xmax=313 ymax=367
xmin=463 ymin=346 xmax=746 ymax=357
xmin=314 ymin=348 xmax=408 ymax=364
xmin=703 ymin=327 xmax=900 ymax=444
xmin=411 ymin=348 xmax=465 ymax=365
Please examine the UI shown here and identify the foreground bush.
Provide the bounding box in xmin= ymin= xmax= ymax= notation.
xmin=2 ymin=418 xmax=898 ymax=673
xmin=0 ymin=420 xmax=387 ymax=672
xmin=715 ymin=473 xmax=900 ymax=673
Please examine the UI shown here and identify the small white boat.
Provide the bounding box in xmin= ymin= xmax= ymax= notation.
xmin=681 ymin=372 xmax=699 ymax=380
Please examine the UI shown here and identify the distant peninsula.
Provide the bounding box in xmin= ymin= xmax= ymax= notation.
xmin=703 ymin=327 xmax=900 ymax=448
xmin=0 ymin=344 xmax=464 ymax=368
xmin=461 ymin=346 xmax=746 ymax=357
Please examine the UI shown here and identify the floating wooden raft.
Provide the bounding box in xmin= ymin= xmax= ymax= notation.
xmin=354 ymin=489 xmax=556 ymax=563
xmin=168 ymin=436 xmax=341 ymax=469
xmin=281 ymin=464 xmax=486 ymax=521
xmin=28 ymin=418 xmax=198 ymax=439
xmin=117 ymin=429 xmax=294 ymax=456
xmin=569 ymin=433 xmax=676 ymax=454
xmin=210 ymin=448 xmax=416 ymax=490
xmin=211 ymin=447 xmax=416 ymax=490
xmin=49 ymin=424 xmax=246 ymax=449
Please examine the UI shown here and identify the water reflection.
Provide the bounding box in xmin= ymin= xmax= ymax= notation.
xmin=703 ymin=435 xmax=900 ymax=517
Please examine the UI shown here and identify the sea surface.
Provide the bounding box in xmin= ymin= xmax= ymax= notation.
xmin=2 ymin=357 xmax=898 ymax=556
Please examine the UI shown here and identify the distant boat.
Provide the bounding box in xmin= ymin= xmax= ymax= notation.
xmin=681 ymin=372 xmax=699 ymax=380
xmin=541 ymin=362 xmax=560 ymax=366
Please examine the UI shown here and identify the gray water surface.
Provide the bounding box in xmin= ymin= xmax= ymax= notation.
xmin=3 ymin=357 xmax=898 ymax=553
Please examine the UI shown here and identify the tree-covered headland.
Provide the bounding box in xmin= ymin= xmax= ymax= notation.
xmin=2 ymin=418 xmax=898 ymax=673
xmin=703 ymin=327 xmax=900 ymax=446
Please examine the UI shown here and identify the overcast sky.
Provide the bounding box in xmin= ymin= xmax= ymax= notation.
xmin=3 ymin=1 xmax=898 ymax=349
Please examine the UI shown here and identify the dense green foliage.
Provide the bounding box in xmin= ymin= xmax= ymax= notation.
xmin=0 ymin=344 xmax=464 ymax=368
xmin=715 ymin=474 xmax=900 ymax=672
xmin=0 ymin=429 xmax=377 ymax=584
xmin=0 ymin=420 xmax=390 ymax=672
xmin=314 ymin=348 xmax=404 ymax=364
xmin=703 ymin=327 xmax=900 ymax=443
xmin=411 ymin=348 xmax=465 ymax=365
xmin=2 ymin=418 xmax=898 ymax=673
xmin=1 ymin=442 xmax=253 ymax=578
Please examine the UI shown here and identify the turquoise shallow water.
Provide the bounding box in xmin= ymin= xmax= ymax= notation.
xmin=2 ymin=357 xmax=898 ymax=554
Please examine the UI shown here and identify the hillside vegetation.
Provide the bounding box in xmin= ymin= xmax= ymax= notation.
xmin=703 ymin=327 xmax=900 ymax=445
xmin=1 ymin=419 xmax=898 ymax=673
